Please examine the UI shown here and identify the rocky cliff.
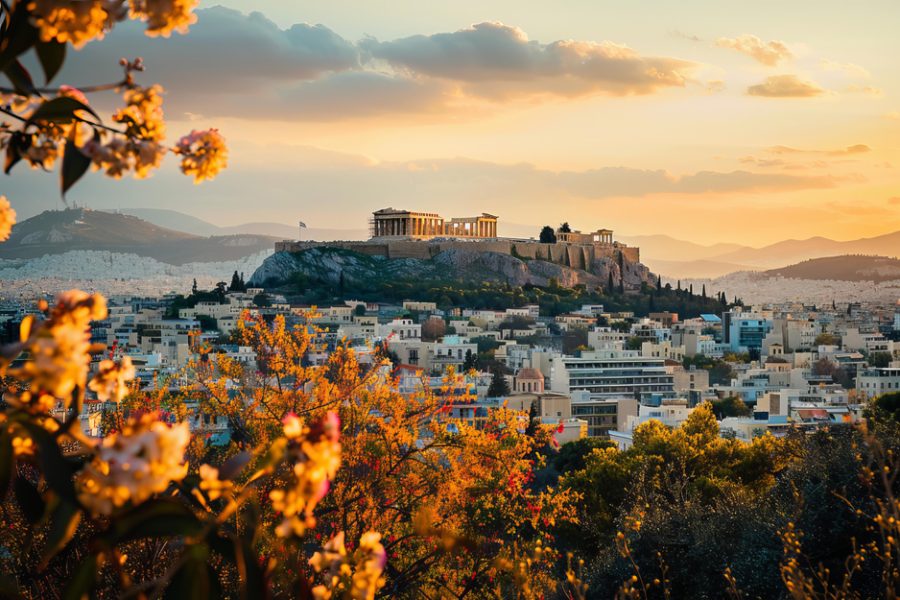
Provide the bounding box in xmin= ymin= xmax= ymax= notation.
xmin=249 ymin=246 xmax=654 ymax=291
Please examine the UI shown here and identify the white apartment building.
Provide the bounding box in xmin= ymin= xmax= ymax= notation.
xmin=857 ymin=367 xmax=900 ymax=400
xmin=550 ymin=351 xmax=674 ymax=401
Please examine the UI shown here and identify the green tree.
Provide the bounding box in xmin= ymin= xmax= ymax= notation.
xmin=539 ymin=226 xmax=557 ymax=243
xmin=488 ymin=369 xmax=511 ymax=397
xmin=710 ymin=396 xmax=751 ymax=419
xmin=559 ymin=222 xmax=572 ymax=233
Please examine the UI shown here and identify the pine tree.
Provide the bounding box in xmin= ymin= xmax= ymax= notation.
xmin=488 ymin=369 xmax=510 ymax=397
xmin=229 ymin=270 xmax=241 ymax=292
xmin=191 ymin=278 xmax=198 ymax=295
xmin=462 ymin=349 xmax=477 ymax=371
xmin=608 ymin=272 xmax=614 ymax=293
xmin=689 ymin=283 xmax=694 ymax=296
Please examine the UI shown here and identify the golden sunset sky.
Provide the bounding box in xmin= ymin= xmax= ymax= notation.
xmin=5 ymin=0 xmax=899 ymax=245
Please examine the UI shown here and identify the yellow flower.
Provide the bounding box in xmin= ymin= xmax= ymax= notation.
xmin=27 ymin=0 xmax=125 ymax=48
xmin=4 ymin=291 xmax=107 ymax=412
xmin=88 ymin=356 xmax=136 ymax=402
xmin=175 ymin=128 xmax=228 ymax=183
xmin=270 ymin=412 xmax=341 ymax=537
xmin=129 ymin=0 xmax=198 ymax=37
xmin=76 ymin=414 xmax=190 ymax=516
xmin=198 ymin=464 xmax=232 ymax=500
xmin=113 ymin=85 xmax=166 ymax=143
xmin=0 ymin=196 xmax=15 ymax=241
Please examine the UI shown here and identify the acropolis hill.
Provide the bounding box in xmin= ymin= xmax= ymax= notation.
xmin=274 ymin=208 xmax=642 ymax=267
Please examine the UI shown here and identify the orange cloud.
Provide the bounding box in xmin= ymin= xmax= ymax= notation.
xmin=747 ymin=75 xmax=825 ymax=98
xmin=767 ymin=144 xmax=871 ymax=156
xmin=715 ymin=35 xmax=792 ymax=66
xmin=361 ymin=22 xmax=697 ymax=99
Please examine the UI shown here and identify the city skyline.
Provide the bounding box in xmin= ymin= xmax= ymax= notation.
xmin=3 ymin=0 xmax=898 ymax=245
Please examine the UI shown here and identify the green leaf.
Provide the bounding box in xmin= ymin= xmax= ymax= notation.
xmin=0 ymin=431 xmax=12 ymax=502
xmin=60 ymin=127 xmax=92 ymax=198
xmin=14 ymin=476 xmax=45 ymax=524
xmin=20 ymin=421 xmax=78 ymax=505
xmin=3 ymin=131 xmax=28 ymax=175
xmin=61 ymin=553 xmax=97 ymax=600
xmin=0 ymin=4 xmax=38 ymax=72
xmin=35 ymin=40 xmax=66 ymax=84
xmin=164 ymin=544 xmax=220 ymax=600
xmin=27 ymin=96 xmax=100 ymax=126
xmin=102 ymin=498 xmax=203 ymax=545
xmin=2 ymin=59 xmax=36 ymax=96
xmin=39 ymin=500 xmax=82 ymax=570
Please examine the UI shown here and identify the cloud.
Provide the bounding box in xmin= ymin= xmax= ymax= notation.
xmin=359 ymin=22 xmax=697 ymax=99
xmin=47 ymin=9 xmax=702 ymax=120
xmin=747 ymin=74 xmax=825 ymax=98
xmin=715 ymin=35 xmax=792 ymax=66
xmin=60 ymin=7 xmax=359 ymax=94
xmin=767 ymin=144 xmax=871 ymax=156
xmin=845 ymin=84 xmax=883 ymax=97
xmin=670 ymin=30 xmax=703 ymax=43
xmin=820 ymin=60 xmax=870 ymax=78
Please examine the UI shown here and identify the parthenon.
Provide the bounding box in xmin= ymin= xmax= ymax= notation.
xmin=371 ymin=208 xmax=498 ymax=239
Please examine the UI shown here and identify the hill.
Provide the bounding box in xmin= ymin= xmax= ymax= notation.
xmin=0 ymin=209 xmax=277 ymax=265
xmin=764 ymin=255 xmax=900 ymax=282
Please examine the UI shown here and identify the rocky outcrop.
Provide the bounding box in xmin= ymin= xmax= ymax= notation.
xmin=249 ymin=246 xmax=655 ymax=291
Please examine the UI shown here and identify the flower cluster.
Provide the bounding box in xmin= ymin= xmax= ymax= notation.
xmin=83 ymin=85 xmax=167 ymax=179
xmin=270 ymin=412 xmax=341 ymax=537
xmin=88 ymin=356 xmax=136 ymax=402
xmin=309 ymin=531 xmax=387 ymax=600
xmin=76 ymin=414 xmax=190 ymax=516
xmin=3 ymin=291 xmax=107 ymax=413
xmin=175 ymin=128 xmax=228 ymax=183
xmin=26 ymin=0 xmax=125 ymax=49
xmin=129 ymin=0 xmax=198 ymax=37
xmin=0 ymin=196 xmax=15 ymax=241
xmin=198 ymin=464 xmax=233 ymax=500
xmin=26 ymin=0 xmax=198 ymax=48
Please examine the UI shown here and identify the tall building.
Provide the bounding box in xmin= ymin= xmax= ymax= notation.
xmin=549 ymin=352 xmax=674 ymax=401
xmin=722 ymin=309 xmax=773 ymax=353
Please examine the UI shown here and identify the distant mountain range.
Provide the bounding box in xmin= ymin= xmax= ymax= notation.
xmin=620 ymin=231 xmax=900 ymax=278
xmin=0 ymin=209 xmax=277 ymax=265
xmin=118 ymin=209 xmax=368 ymax=241
xmin=763 ymin=255 xmax=900 ymax=283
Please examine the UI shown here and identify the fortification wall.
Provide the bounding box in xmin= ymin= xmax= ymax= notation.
xmin=274 ymin=238 xmax=641 ymax=271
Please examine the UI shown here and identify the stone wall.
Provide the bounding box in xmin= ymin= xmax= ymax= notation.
xmin=274 ymin=238 xmax=640 ymax=270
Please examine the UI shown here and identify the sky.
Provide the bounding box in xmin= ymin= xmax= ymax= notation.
xmin=3 ymin=0 xmax=900 ymax=246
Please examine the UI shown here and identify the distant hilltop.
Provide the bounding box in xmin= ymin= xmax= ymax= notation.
xmin=277 ymin=208 xmax=640 ymax=265
xmin=255 ymin=212 xmax=651 ymax=293
xmin=0 ymin=209 xmax=276 ymax=265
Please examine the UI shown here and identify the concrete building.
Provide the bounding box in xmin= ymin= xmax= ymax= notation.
xmin=371 ymin=208 xmax=498 ymax=239
xmin=723 ymin=310 xmax=773 ymax=353
xmin=857 ymin=367 xmax=900 ymax=400
xmin=550 ymin=351 xmax=674 ymax=401
xmin=569 ymin=394 xmax=638 ymax=438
